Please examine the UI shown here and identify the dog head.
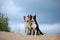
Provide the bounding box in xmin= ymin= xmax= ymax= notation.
xmin=31 ymin=15 xmax=36 ymax=24
xmin=23 ymin=15 xmax=31 ymax=27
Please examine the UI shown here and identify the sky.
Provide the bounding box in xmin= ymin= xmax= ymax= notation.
xmin=0 ymin=0 xmax=60 ymax=34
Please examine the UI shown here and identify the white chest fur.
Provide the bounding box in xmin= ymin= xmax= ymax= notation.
xmin=31 ymin=24 xmax=36 ymax=29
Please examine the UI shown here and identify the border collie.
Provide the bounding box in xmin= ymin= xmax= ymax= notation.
xmin=23 ymin=15 xmax=31 ymax=35
xmin=30 ymin=15 xmax=44 ymax=35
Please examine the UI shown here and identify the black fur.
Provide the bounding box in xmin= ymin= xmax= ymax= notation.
xmin=32 ymin=15 xmax=44 ymax=35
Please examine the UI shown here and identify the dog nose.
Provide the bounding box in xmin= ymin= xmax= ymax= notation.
xmin=27 ymin=20 xmax=28 ymax=22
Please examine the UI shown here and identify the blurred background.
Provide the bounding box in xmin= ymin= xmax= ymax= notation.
xmin=0 ymin=0 xmax=60 ymax=34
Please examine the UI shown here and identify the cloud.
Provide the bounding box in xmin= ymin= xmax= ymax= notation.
xmin=9 ymin=22 xmax=60 ymax=34
xmin=1 ymin=0 xmax=60 ymax=24
xmin=1 ymin=0 xmax=23 ymax=15
xmin=9 ymin=23 xmax=25 ymax=34
xmin=13 ymin=0 xmax=60 ymax=9
xmin=1 ymin=0 xmax=26 ymax=23
xmin=39 ymin=23 xmax=60 ymax=34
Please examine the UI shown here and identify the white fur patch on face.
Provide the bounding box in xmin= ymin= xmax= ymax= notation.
xmin=31 ymin=17 xmax=36 ymax=29
xmin=26 ymin=16 xmax=28 ymax=21
xmin=31 ymin=17 xmax=35 ymax=23
xmin=32 ymin=17 xmax=34 ymax=21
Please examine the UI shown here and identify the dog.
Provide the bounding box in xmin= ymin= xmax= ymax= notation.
xmin=23 ymin=15 xmax=44 ymax=35
xmin=30 ymin=15 xmax=44 ymax=35
xmin=23 ymin=15 xmax=31 ymax=35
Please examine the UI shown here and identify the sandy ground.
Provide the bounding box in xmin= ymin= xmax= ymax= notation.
xmin=0 ymin=31 xmax=60 ymax=40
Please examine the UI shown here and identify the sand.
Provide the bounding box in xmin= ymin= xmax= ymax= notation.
xmin=0 ymin=31 xmax=60 ymax=40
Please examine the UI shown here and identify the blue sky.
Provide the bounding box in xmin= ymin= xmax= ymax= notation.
xmin=0 ymin=0 xmax=60 ymax=34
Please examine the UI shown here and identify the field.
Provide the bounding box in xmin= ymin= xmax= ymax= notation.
xmin=0 ymin=31 xmax=60 ymax=40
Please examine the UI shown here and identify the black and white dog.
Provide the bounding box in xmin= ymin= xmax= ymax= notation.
xmin=30 ymin=15 xmax=44 ymax=35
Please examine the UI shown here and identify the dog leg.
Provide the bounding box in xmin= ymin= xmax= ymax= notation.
xmin=35 ymin=30 xmax=37 ymax=35
xmin=26 ymin=27 xmax=29 ymax=35
xmin=31 ymin=29 xmax=33 ymax=35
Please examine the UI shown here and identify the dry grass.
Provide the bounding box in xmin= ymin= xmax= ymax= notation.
xmin=0 ymin=31 xmax=60 ymax=40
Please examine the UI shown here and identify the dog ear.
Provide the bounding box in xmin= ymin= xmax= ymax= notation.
xmin=30 ymin=14 xmax=32 ymax=17
xmin=30 ymin=15 xmax=32 ymax=20
xmin=27 ymin=15 xmax=29 ymax=17
xmin=23 ymin=16 xmax=26 ymax=20
xmin=34 ymin=15 xmax=36 ymax=19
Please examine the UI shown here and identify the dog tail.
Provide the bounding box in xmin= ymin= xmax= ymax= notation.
xmin=38 ymin=29 xmax=44 ymax=35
